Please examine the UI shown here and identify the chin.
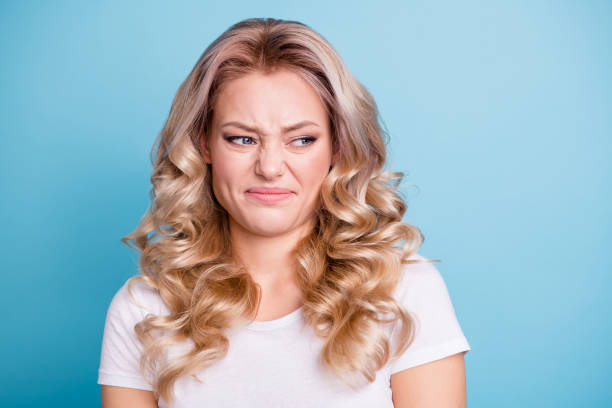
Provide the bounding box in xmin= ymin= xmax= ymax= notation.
xmin=245 ymin=222 xmax=295 ymax=238
xmin=230 ymin=209 xmax=315 ymax=238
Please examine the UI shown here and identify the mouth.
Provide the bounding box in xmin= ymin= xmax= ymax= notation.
xmin=245 ymin=187 xmax=294 ymax=204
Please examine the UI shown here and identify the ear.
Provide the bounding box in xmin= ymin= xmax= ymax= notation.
xmin=200 ymin=135 xmax=212 ymax=164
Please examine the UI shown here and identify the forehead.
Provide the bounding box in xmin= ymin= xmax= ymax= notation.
xmin=212 ymin=69 xmax=328 ymax=131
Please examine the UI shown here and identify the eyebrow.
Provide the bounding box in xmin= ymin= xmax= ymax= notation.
xmin=220 ymin=120 xmax=320 ymax=135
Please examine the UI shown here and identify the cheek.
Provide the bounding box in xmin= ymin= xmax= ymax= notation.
xmin=297 ymin=153 xmax=331 ymax=192
xmin=210 ymin=154 xmax=247 ymax=197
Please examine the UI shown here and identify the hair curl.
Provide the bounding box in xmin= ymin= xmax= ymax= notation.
xmin=121 ymin=17 xmax=433 ymax=404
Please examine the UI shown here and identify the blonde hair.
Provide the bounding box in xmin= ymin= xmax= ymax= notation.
xmin=122 ymin=17 xmax=433 ymax=404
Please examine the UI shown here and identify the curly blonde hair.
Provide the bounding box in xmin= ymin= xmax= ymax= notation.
xmin=121 ymin=17 xmax=433 ymax=404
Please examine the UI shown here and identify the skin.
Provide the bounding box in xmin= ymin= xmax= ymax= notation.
xmin=390 ymin=352 xmax=468 ymax=408
xmin=101 ymin=68 xmax=467 ymax=407
xmin=201 ymin=68 xmax=334 ymax=320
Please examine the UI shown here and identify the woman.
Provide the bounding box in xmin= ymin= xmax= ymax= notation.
xmin=98 ymin=17 xmax=471 ymax=407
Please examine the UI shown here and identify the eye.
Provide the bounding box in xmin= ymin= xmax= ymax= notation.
xmin=225 ymin=136 xmax=256 ymax=146
xmin=290 ymin=136 xmax=317 ymax=147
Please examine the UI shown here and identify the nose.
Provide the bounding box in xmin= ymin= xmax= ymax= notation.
xmin=255 ymin=143 xmax=285 ymax=179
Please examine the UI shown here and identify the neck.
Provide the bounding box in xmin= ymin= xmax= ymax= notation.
xmin=228 ymin=217 xmax=314 ymax=286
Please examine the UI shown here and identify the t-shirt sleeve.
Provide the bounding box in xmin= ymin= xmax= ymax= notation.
xmin=389 ymin=254 xmax=471 ymax=374
xmin=97 ymin=277 xmax=163 ymax=391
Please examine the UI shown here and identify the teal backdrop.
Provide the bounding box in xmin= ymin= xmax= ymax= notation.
xmin=1 ymin=1 xmax=610 ymax=407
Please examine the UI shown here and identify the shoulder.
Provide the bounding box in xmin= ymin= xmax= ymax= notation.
xmin=388 ymin=252 xmax=471 ymax=373
xmin=106 ymin=276 xmax=170 ymax=323
xmin=391 ymin=251 xmax=468 ymax=346
xmin=393 ymin=252 xmax=450 ymax=305
xmin=98 ymin=276 xmax=168 ymax=391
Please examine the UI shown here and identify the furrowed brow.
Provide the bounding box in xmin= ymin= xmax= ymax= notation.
xmin=220 ymin=121 xmax=319 ymax=136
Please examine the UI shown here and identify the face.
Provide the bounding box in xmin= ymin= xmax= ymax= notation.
xmin=201 ymin=69 xmax=334 ymax=239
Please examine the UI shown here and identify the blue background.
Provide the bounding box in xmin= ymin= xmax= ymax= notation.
xmin=1 ymin=1 xmax=610 ymax=406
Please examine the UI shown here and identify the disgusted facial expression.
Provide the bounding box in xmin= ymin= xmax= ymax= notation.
xmin=201 ymin=68 xmax=333 ymax=239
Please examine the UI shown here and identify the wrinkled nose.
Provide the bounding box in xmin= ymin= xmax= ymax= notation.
xmin=255 ymin=145 xmax=285 ymax=179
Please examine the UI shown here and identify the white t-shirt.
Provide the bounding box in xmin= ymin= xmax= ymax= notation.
xmin=98 ymin=253 xmax=471 ymax=407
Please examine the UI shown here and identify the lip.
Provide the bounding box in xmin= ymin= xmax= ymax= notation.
xmin=245 ymin=187 xmax=294 ymax=204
